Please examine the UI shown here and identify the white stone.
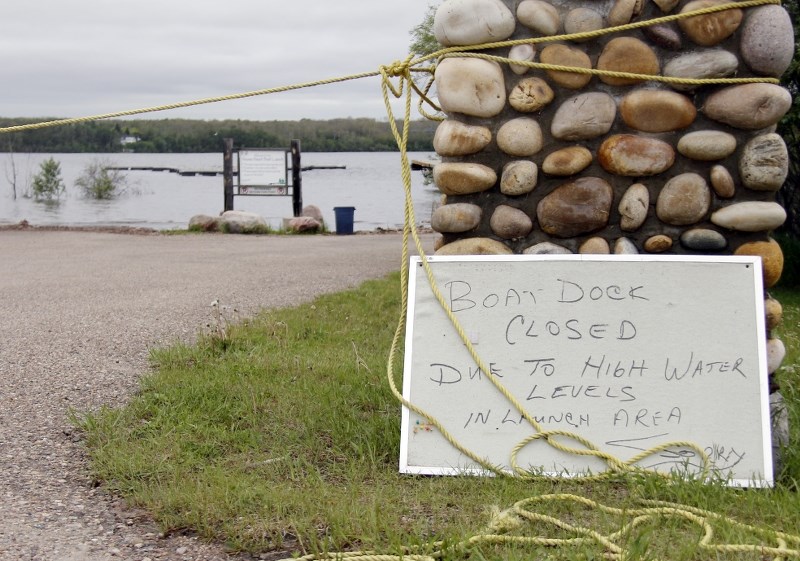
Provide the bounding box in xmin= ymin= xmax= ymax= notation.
xmin=523 ymin=241 xmax=572 ymax=254
xmin=564 ymin=8 xmax=604 ymax=42
xmin=433 ymin=0 xmax=516 ymax=46
xmin=677 ymin=130 xmax=737 ymax=161
xmin=433 ymin=120 xmax=492 ymax=156
xmin=551 ymin=92 xmax=616 ymax=140
xmin=497 ymin=117 xmax=544 ymax=157
xmin=710 ymin=202 xmax=787 ymax=232
xmin=435 ymin=58 xmax=506 ymax=118
xmin=517 ymin=0 xmax=561 ymax=36
xmin=767 ymin=338 xmax=786 ymax=374
xmin=509 ymin=44 xmax=536 ymax=75
xmin=618 ymin=183 xmax=649 ymax=231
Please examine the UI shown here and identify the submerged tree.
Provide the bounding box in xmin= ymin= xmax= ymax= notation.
xmin=75 ymin=159 xmax=128 ymax=200
xmin=31 ymin=157 xmax=65 ymax=202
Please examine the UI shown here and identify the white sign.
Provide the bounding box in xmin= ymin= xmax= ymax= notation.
xmin=401 ymin=255 xmax=772 ymax=487
xmin=238 ymin=150 xmax=287 ymax=187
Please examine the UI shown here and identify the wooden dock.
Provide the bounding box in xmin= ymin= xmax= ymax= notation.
xmin=105 ymin=165 xmax=346 ymax=176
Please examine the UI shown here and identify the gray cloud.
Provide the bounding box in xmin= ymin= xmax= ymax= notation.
xmin=1 ymin=0 xmax=434 ymax=121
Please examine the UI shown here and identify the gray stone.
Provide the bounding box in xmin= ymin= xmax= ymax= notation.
xmin=434 ymin=163 xmax=497 ymax=195
xmin=523 ymin=241 xmax=572 ymax=254
xmin=490 ymin=205 xmax=533 ymax=239
xmin=435 ymin=58 xmax=506 ymax=118
xmin=517 ymin=0 xmax=561 ymax=36
xmin=652 ymin=0 xmax=679 ymax=12
xmin=618 ymin=183 xmax=649 ymax=232
xmin=497 ymin=117 xmax=544 ymax=156
xmin=301 ymin=204 xmax=324 ymax=222
xmin=656 ymin=173 xmax=711 ymax=226
xmin=703 ymin=83 xmax=792 ymax=130
xmin=537 ymin=177 xmax=613 ymax=238
xmin=509 ymin=44 xmax=536 ymax=75
xmin=431 ymin=203 xmax=483 ymax=233
xmin=551 ymin=92 xmax=616 ymax=140
xmin=614 ymin=237 xmax=639 ymax=254
xmin=219 ymin=211 xmax=268 ymax=234
xmin=677 ymin=130 xmax=737 ymax=161
xmin=741 ymin=5 xmax=795 ymax=77
xmin=188 ymin=214 xmax=219 ymax=232
xmin=436 ymin=237 xmax=513 ymax=255
xmin=710 ymin=202 xmax=787 ymax=232
xmin=433 ymin=0 xmax=516 ymax=46
xmin=767 ymin=338 xmax=786 ymax=374
xmin=643 ymin=24 xmax=682 ymax=50
xmin=288 ymin=216 xmax=322 ymax=233
xmin=500 ymin=160 xmax=538 ymax=196
xmin=563 ymin=8 xmax=604 ymax=42
xmin=772 ymin=392 xmax=790 ymax=476
xmin=679 ymin=228 xmax=728 ymax=251
xmin=434 ymin=120 xmax=492 ymax=157
xmin=664 ymin=50 xmax=739 ymax=91
xmin=739 ymin=133 xmax=789 ymax=191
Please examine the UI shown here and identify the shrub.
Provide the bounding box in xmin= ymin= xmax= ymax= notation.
xmin=31 ymin=157 xmax=65 ymax=201
xmin=75 ymin=159 xmax=128 ymax=199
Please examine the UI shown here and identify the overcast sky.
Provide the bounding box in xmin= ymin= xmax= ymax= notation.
xmin=0 ymin=0 xmax=434 ymax=122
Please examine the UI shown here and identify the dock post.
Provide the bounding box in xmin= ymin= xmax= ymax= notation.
xmin=291 ymin=139 xmax=302 ymax=217
xmin=223 ymin=138 xmax=234 ymax=212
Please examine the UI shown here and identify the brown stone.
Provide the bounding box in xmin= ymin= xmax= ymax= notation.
xmin=656 ymin=173 xmax=711 ymax=226
xmin=678 ymin=0 xmax=743 ymax=47
xmin=710 ymin=165 xmax=735 ymax=198
xmin=490 ymin=205 xmax=533 ymax=239
xmin=435 ymin=237 xmax=514 ymax=255
xmin=539 ymin=44 xmax=592 ymax=89
xmin=765 ymin=296 xmax=783 ymax=330
xmin=644 ymin=235 xmax=673 ymax=253
xmin=542 ymin=146 xmax=593 ymax=176
xmin=433 ymin=163 xmax=497 ymax=195
xmin=608 ymin=0 xmax=644 ymax=26
xmin=598 ymin=134 xmax=675 ymax=176
xmin=431 ymin=203 xmax=483 ymax=233
xmin=433 ymin=120 xmax=492 ymax=157
xmin=536 ymin=177 xmax=613 ymax=238
xmin=643 ymin=24 xmax=682 ymax=50
xmin=734 ymin=238 xmax=784 ymax=287
xmin=579 ymin=237 xmax=611 ymax=254
xmin=509 ymin=77 xmax=555 ymax=112
xmin=619 ymin=89 xmax=696 ymax=132
xmin=596 ymin=37 xmax=660 ymax=86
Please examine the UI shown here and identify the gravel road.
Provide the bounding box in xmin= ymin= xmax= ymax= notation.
xmin=0 ymin=229 xmax=427 ymax=561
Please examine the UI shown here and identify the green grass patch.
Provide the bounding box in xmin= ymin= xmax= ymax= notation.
xmin=79 ymin=274 xmax=800 ymax=559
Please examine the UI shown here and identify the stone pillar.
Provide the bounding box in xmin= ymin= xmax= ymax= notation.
xmin=429 ymin=0 xmax=794 ymax=472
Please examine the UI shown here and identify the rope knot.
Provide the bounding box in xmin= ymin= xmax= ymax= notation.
xmin=383 ymin=59 xmax=411 ymax=78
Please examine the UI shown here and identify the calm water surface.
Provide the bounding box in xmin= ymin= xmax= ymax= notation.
xmin=0 ymin=152 xmax=439 ymax=231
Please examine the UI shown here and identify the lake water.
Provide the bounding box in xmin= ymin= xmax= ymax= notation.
xmin=0 ymin=152 xmax=439 ymax=231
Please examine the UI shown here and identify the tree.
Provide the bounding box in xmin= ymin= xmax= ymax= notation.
xmin=409 ymin=3 xmax=440 ymax=57
xmin=31 ymin=157 xmax=65 ymax=202
xmin=75 ymin=159 xmax=128 ymax=199
xmin=776 ymin=0 xmax=800 ymax=237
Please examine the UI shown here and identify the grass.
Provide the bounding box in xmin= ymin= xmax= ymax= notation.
xmin=78 ymin=272 xmax=800 ymax=560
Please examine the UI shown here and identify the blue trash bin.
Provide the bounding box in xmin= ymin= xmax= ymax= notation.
xmin=333 ymin=206 xmax=356 ymax=235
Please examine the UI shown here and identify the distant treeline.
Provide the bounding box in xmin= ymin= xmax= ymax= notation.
xmin=0 ymin=117 xmax=437 ymax=153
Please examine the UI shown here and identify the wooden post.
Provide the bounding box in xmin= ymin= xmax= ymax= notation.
xmin=291 ymin=139 xmax=302 ymax=217
xmin=223 ymin=138 xmax=234 ymax=212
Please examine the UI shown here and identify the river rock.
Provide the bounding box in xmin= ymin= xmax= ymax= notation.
xmin=767 ymin=338 xmax=786 ymax=374
xmin=644 ymin=235 xmax=673 ymax=253
xmin=652 ymin=0 xmax=679 ymax=12
xmin=433 ymin=0 xmax=516 ymax=46
xmin=523 ymin=241 xmax=572 ymax=254
xmin=431 ymin=203 xmax=483 ymax=233
xmin=710 ymin=165 xmax=735 ymax=198
xmin=564 ymin=8 xmax=604 ymax=42
xmin=614 ymin=237 xmax=639 ymax=254
xmin=608 ymin=0 xmax=643 ymax=27
xmin=501 ymin=160 xmax=539 ymax=196
xmin=551 ymin=92 xmax=616 ymax=140
xmin=620 ymin=89 xmax=696 ymax=132
xmin=677 ymin=0 xmax=743 ymax=46
xmin=220 ymin=210 xmax=268 ymax=234
xmin=433 ymin=120 xmax=492 ymax=157
xmin=436 ymin=237 xmax=513 ymax=255
xmin=537 ymin=177 xmax=613 ymax=238
xmin=301 ymin=205 xmax=324 ymax=223
xmin=703 ymin=83 xmax=792 ymax=130
xmin=679 ymin=228 xmax=728 ymax=251
xmin=579 ymin=237 xmax=610 ymax=254
xmin=188 ymin=214 xmax=219 ymax=232
xmin=710 ymin=202 xmax=787 ymax=232
xmin=490 ymin=205 xmax=533 ymax=239
xmin=643 ymin=24 xmax=682 ymax=50
xmin=663 ymin=50 xmax=739 ymax=91
xmin=656 ymin=173 xmax=711 ymax=226
xmin=739 ymin=133 xmax=789 ymax=191
xmin=677 ymin=130 xmax=737 ymax=161
xmin=740 ymin=5 xmax=795 ymax=77
xmin=434 ymin=162 xmax=497 ymax=195
xmin=734 ymin=238 xmax=783 ymax=287
xmin=542 ymin=146 xmax=592 ymax=176
xmin=517 ymin=0 xmax=561 ymax=36
xmin=598 ymin=134 xmax=675 ymax=176
xmin=497 ymin=117 xmax=544 ymax=156
xmin=618 ymin=183 xmax=649 ymax=231
xmin=509 ymin=44 xmax=536 ymax=75
xmin=596 ymin=37 xmax=659 ymax=86
xmin=287 ymin=216 xmax=321 ymax=233
xmin=766 ymin=296 xmax=783 ymax=330
xmin=509 ymin=77 xmax=555 ymax=112
xmin=435 ymin=58 xmax=506 ymax=118
xmin=539 ymin=44 xmax=592 ymax=89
